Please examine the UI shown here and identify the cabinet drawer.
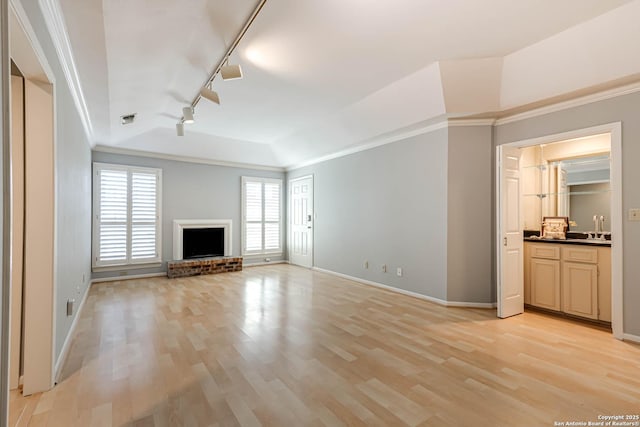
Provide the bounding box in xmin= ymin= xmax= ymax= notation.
xmin=562 ymin=246 xmax=598 ymax=264
xmin=529 ymin=244 xmax=560 ymax=260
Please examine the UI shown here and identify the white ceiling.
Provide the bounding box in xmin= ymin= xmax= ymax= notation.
xmin=57 ymin=0 xmax=638 ymax=168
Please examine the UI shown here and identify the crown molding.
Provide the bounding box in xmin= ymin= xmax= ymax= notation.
xmin=9 ymin=0 xmax=55 ymax=83
xmin=38 ymin=0 xmax=94 ymax=144
xmin=93 ymin=145 xmax=286 ymax=172
xmin=286 ymin=120 xmax=450 ymax=171
xmin=447 ymin=118 xmax=496 ymax=127
xmin=286 ymin=118 xmax=497 ymax=171
xmin=495 ymin=81 xmax=640 ymax=126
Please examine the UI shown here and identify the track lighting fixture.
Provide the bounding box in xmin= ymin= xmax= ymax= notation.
xmin=200 ymin=86 xmax=220 ymax=105
xmin=220 ymin=64 xmax=243 ymax=81
xmin=182 ymin=107 xmax=194 ymax=124
xmin=176 ymin=0 xmax=266 ymax=130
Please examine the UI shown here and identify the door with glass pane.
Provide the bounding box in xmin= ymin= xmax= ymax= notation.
xmin=289 ymin=176 xmax=313 ymax=268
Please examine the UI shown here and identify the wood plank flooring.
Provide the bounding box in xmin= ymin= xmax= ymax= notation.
xmin=10 ymin=264 xmax=640 ymax=426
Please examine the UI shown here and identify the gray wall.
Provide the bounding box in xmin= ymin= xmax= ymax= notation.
xmin=447 ymin=126 xmax=493 ymax=303
xmin=495 ymin=90 xmax=640 ymax=336
xmin=91 ymin=152 xmax=286 ymax=279
xmin=20 ymin=1 xmax=93 ymax=361
xmin=288 ymin=129 xmax=449 ymax=301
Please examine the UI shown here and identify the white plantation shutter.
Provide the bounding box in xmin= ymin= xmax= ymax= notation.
xmin=98 ymin=169 xmax=127 ymax=263
xmin=93 ymin=163 xmax=162 ymax=267
xmin=131 ymin=172 xmax=159 ymax=260
xmin=242 ymin=177 xmax=282 ymax=255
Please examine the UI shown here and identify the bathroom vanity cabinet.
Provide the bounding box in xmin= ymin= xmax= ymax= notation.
xmin=524 ymin=241 xmax=611 ymax=322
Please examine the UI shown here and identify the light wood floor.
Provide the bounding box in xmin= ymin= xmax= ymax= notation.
xmin=10 ymin=264 xmax=640 ymax=426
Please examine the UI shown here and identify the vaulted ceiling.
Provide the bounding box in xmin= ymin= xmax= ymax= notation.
xmin=57 ymin=0 xmax=640 ymax=168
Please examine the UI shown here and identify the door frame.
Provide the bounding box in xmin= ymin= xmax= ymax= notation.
xmin=8 ymin=0 xmax=58 ymax=395
xmin=287 ymin=174 xmax=314 ymax=267
xmin=496 ymin=122 xmax=623 ymax=339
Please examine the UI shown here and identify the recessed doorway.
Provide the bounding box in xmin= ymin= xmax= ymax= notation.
xmin=496 ymin=123 xmax=623 ymax=339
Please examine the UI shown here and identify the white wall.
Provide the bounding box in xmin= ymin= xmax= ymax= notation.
xmin=91 ymin=151 xmax=286 ymax=279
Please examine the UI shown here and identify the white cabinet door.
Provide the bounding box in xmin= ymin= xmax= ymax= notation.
xmin=562 ymin=262 xmax=598 ymax=320
xmin=530 ymin=258 xmax=561 ymax=311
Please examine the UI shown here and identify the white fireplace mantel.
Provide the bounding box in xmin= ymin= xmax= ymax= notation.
xmin=173 ymin=219 xmax=232 ymax=260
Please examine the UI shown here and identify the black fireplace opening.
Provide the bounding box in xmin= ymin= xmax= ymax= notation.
xmin=183 ymin=227 xmax=225 ymax=259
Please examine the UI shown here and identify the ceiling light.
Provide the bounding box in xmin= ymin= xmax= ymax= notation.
xmin=221 ymin=64 xmax=243 ymax=80
xmin=182 ymin=107 xmax=194 ymax=124
xmin=200 ymin=87 xmax=220 ymax=105
xmin=176 ymin=122 xmax=184 ymax=136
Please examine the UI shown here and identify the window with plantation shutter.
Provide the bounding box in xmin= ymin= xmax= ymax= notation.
xmin=93 ymin=163 xmax=162 ymax=268
xmin=242 ymin=177 xmax=282 ymax=255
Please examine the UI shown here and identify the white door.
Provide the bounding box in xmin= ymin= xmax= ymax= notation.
xmin=497 ymin=146 xmax=524 ymax=318
xmin=289 ymin=176 xmax=313 ymax=267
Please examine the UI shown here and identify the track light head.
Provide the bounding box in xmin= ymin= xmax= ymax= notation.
xmin=176 ymin=122 xmax=185 ymax=136
xmin=182 ymin=107 xmax=194 ymax=124
xmin=200 ymin=87 xmax=220 ymax=105
xmin=221 ymin=64 xmax=243 ymax=80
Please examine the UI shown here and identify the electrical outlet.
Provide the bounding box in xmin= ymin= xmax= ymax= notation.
xmin=264 ymin=257 xmax=271 ymax=262
xmin=396 ymin=267 xmax=402 ymax=277
xmin=364 ymin=261 xmax=369 ymax=269
xmin=382 ymin=264 xmax=387 ymax=273
xmin=629 ymin=209 xmax=640 ymax=221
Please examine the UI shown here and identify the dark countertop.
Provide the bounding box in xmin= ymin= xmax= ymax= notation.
xmin=524 ymin=237 xmax=611 ymax=247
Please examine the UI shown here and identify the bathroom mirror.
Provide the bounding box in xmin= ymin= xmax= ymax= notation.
xmin=560 ymin=155 xmax=611 ymax=232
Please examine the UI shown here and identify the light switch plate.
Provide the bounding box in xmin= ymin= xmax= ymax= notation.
xmin=629 ymin=209 xmax=640 ymax=221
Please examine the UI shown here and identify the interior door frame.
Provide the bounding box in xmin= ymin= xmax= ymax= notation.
xmin=287 ymin=174 xmax=314 ymax=267
xmin=8 ymin=0 xmax=58 ymax=396
xmin=496 ymin=122 xmax=623 ymax=339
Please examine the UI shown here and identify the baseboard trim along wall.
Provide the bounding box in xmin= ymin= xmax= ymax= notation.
xmin=91 ymin=272 xmax=167 ymax=283
xmin=623 ymin=333 xmax=640 ymax=344
xmin=311 ymin=267 xmax=496 ymax=309
xmin=54 ymin=281 xmax=91 ymax=382
xmin=244 ymin=260 xmax=289 ymax=267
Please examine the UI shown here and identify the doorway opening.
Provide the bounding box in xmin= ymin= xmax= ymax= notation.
xmin=496 ymin=123 xmax=623 ymax=339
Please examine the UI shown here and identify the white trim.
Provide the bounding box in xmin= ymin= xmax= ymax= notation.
xmin=93 ymin=144 xmax=285 ymax=172
xmin=495 ymin=82 xmax=640 ymax=126
xmin=312 ymin=267 xmax=496 ymax=309
xmin=622 ymin=333 xmax=640 ymax=344
xmin=92 ymin=262 xmax=162 ymax=273
xmin=448 ymin=118 xmax=496 ymax=127
xmin=91 ymin=272 xmax=167 ymax=284
xmin=286 ymin=121 xmax=449 ymax=171
xmin=38 ymin=0 xmax=93 ymax=143
xmin=9 ymin=0 xmax=56 ymax=82
xmin=92 ymin=162 xmax=163 ymax=268
xmin=241 ymin=176 xmax=283 ymax=256
xmin=172 ymin=219 xmax=232 ymax=260
xmin=286 ymin=119 xmax=497 ymax=171
xmin=54 ymin=280 xmax=91 ymax=382
xmin=497 ymin=122 xmax=624 ymax=339
xmin=244 ymin=260 xmax=289 ymax=267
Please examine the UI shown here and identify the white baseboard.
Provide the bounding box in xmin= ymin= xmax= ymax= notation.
xmin=623 ymin=333 xmax=640 ymax=344
xmin=91 ymin=272 xmax=167 ymax=283
xmin=244 ymin=260 xmax=289 ymax=267
xmin=311 ymin=267 xmax=496 ymax=309
xmin=54 ymin=281 xmax=91 ymax=382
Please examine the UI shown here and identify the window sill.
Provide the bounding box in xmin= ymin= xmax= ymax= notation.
xmin=92 ymin=262 xmax=162 ymax=273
